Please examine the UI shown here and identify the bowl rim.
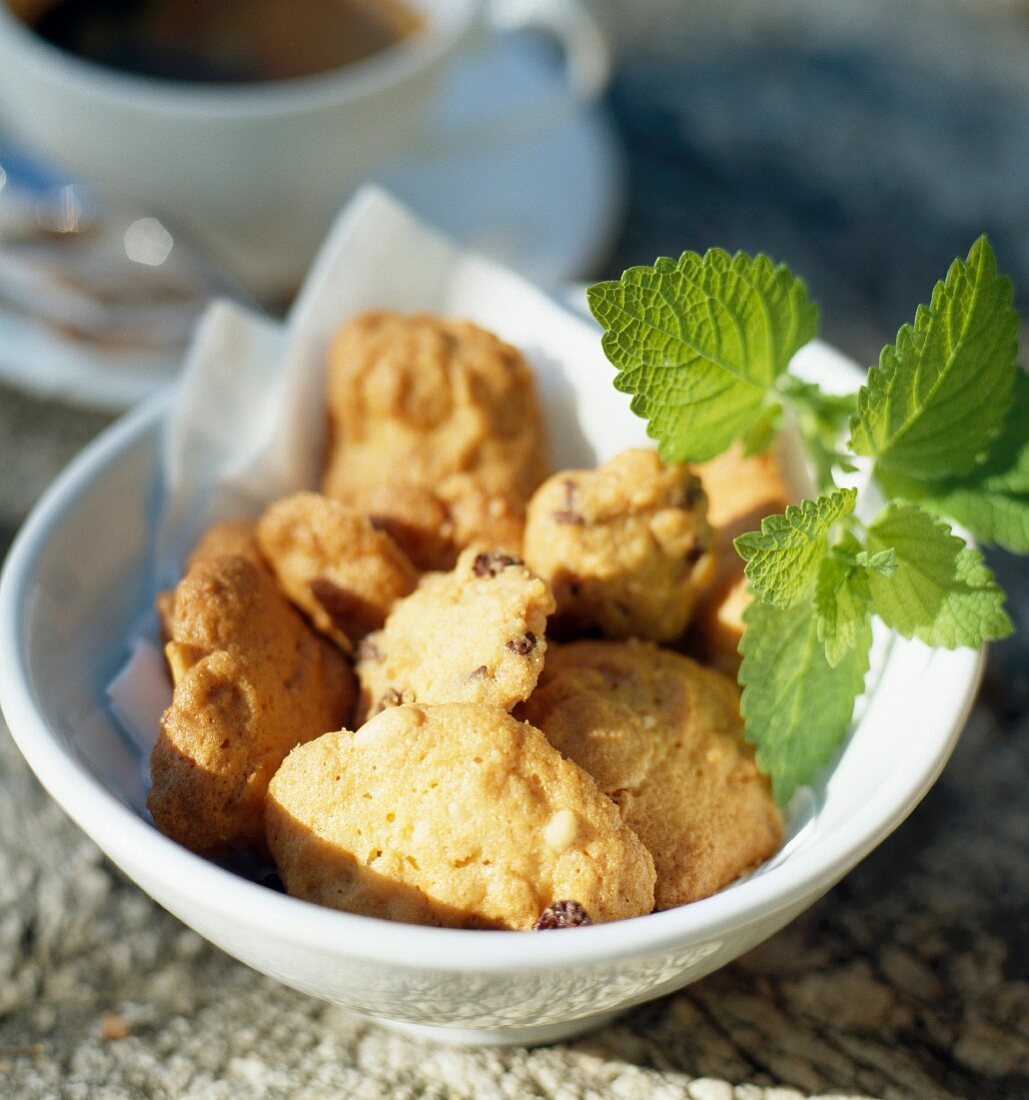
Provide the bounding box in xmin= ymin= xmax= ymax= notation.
xmin=0 ymin=365 xmax=984 ymax=973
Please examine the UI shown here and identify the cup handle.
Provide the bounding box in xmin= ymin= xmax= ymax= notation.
xmin=414 ymin=0 xmax=611 ymax=158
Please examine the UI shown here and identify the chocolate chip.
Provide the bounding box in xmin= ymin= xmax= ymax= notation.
xmin=473 ymin=551 xmax=523 ymax=577
xmin=552 ymin=478 xmax=584 ymax=524
xmin=261 ymin=872 xmax=285 ymax=893
xmin=506 ymin=632 xmax=537 ymax=655
xmin=534 ymin=900 xmax=592 ymax=930
xmin=470 ymin=665 xmax=489 ymax=680
xmin=685 ymin=542 xmax=707 ymax=564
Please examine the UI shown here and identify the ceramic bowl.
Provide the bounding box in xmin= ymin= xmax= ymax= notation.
xmin=0 ymin=346 xmax=983 ymax=1047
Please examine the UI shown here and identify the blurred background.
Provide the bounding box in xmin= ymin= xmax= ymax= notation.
xmin=595 ymin=0 xmax=1029 ymax=366
xmin=0 ymin=2 xmax=1027 ymax=1096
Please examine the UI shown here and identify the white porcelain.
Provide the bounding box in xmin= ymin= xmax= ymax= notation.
xmin=0 ymin=37 xmax=622 ymax=411
xmin=0 ymin=341 xmax=984 ymax=1046
xmin=0 ymin=0 xmax=610 ymax=297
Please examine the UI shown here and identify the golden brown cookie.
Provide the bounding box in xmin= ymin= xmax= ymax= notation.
xmin=688 ymin=445 xmax=792 ymax=672
xmin=148 ymin=554 xmax=355 ymax=855
xmin=266 ymin=702 xmax=656 ymax=928
xmin=523 ymin=449 xmax=717 ymax=642
xmin=155 ymin=520 xmax=260 ymax=641
xmin=187 ymin=520 xmax=261 ymax=567
xmin=321 ymin=311 xmax=548 ymax=570
xmin=255 ymin=492 xmax=418 ymax=653
xmin=355 ymin=546 xmax=555 ymax=722
xmin=518 ymin=640 xmax=783 ymax=908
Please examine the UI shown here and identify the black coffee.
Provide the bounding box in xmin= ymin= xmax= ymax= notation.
xmin=24 ymin=0 xmax=422 ymax=83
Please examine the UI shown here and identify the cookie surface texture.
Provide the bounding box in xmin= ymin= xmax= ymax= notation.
xmin=148 ymin=555 xmax=355 ymax=855
xmin=155 ymin=520 xmax=260 ymax=640
xmin=322 ymin=311 xmax=548 ymax=569
xmin=266 ymin=702 xmax=656 ymax=929
xmin=256 ymin=492 xmax=418 ymax=653
xmin=519 ymin=640 xmax=784 ymax=908
xmin=523 ymin=449 xmax=717 ymax=641
xmin=355 ymin=546 xmax=555 ymax=721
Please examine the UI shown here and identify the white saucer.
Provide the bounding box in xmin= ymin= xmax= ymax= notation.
xmin=376 ymin=32 xmax=623 ymax=288
xmin=0 ymin=35 xmax=622 ymax=412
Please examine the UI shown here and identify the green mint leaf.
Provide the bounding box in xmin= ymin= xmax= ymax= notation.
xmin=814 ymin=551 xmax=873 ymax=667
xmin=734 ymin=488 xmax=857 ymax=608
xmin=876 ymin=371 xmax=1029 ymax=553
xmin=856 ymin=548 xmax=898 ymax=577
xmin=740 ymin=403 xmax=782 ymax=456
xmin=865 ymin=502 xmax=1012 ymax=647
xmin=739 ymin=598 xmax=872 ymax=805
xmin=587 ymin=250 xmax=818 ymax=462
xmin=850 ymin=236 xmax=1019 ymax=479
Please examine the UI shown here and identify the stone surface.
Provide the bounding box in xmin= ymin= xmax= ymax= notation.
xmin=2 ymin=2 xmax=1029 ymax=1096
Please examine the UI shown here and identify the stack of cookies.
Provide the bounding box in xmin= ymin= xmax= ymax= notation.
xmin=148 ymin=312 xmax=786 ymax=931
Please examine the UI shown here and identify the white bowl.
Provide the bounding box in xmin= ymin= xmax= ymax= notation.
xmin=0 ymin=347 xmax=983 ymax=1047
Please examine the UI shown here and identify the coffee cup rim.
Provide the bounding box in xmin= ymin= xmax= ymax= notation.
xmin=0 ymin=0 xmax=478 ymax=115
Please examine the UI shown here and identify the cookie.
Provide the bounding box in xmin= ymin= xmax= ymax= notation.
xmin=187 ymin=520 xmax=260 ymax=567
xmin=518 ymin=640 xmax=783 ymax=908
xmin=321 ymin=311 xmax=548 ymax=569
xmin=155 ymin=520 xmax=260 ymax=641
xmin=266 ymin=702 xmax=656 ymax=928
xmin=256 ymin=492 xmax=418 ymax=653
xmin=355 ymin=546 xmax=555 ymax=721
xmin=688 ymin=445 xmax=792 ymax=672
xmin=148 ymin=554 xmax=355 ymax=855
xmin=523 ymin=449 xmax=717 ymax=642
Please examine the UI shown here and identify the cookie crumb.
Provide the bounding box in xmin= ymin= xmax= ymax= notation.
xmin=534 ymin=900 xmax=592 ymax=930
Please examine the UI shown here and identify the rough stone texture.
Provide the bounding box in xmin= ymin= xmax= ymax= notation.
xmin=2 ymin=2 xmax=1029 ymax=1095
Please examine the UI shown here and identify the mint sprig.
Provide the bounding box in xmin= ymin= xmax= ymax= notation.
xmin=587 ymin=249 xmax=818 ymax=462
xmin=739 ymin=598 xmax=873 ymax=806
xmin=734 ymin=488 xmax=856 ymax=609
xmin=864 ymin=503 xmax=1011 ymax=647
xmin=850 ymin=236 xmax=1018 ymax=480
xmin=876 ymin=370 xmax=1029 ymax=553
xmin=814 ymin=534 xmax=874 ymax=668
xmin=590 ymin=236 xmax=1023 ymax=805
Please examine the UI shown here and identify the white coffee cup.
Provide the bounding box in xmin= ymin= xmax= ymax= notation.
xmin=0 ymin=0 xmax=609 ymax=297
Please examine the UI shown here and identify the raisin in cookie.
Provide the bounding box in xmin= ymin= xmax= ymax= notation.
xmin=256 ymin=492 xmax=418 ymax=653
xmin=322 ymin=311 xmax=548 ymax=570
xmin=519 ymin=640 xmax=783 ymax=908
xmin=266 ymin=703 xmax=656 ymax=929
xmin=149 ymin=554 xmax=355 ymax=855
xmin=523 ymin=449 xmax=717 ymax=642
xmin=355 ymin=546 xmax=555 ymax=721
